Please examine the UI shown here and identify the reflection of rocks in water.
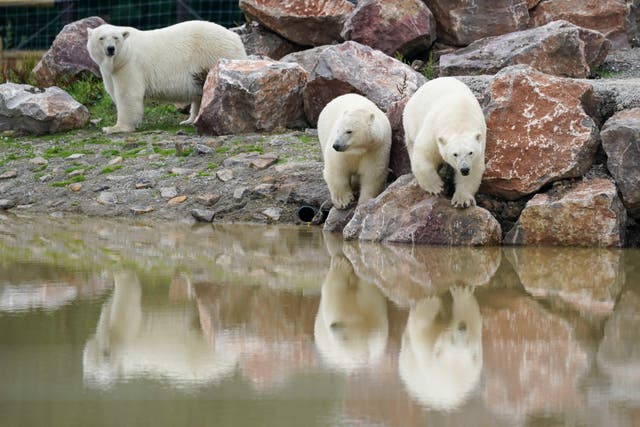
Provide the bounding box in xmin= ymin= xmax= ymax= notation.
xmin=506 ymin=247 xmax=624 ymax=315
xmin=399 ymin=287 xmax=483 ymax=411
xmin=479 ymin=290 xmax=589 ymax=420
xmin=343 ymin=241 xmax=501 ymax=306
xmin=314 ymin=251 xmax=389 ymax=373
xmin=597 ymin=288 xmax=640 ymax=385
xmin=194 ymin=281 xmax=319 ymax=390
xmin=0 ymin=283 xmax=77 ymax=312
xmin=83 ymin=270 xmax=239 ymax=388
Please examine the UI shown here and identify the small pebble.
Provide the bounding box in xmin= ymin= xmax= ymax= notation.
xmin=191 ymin=209 xmax=215 ymax=222
xmin=66 ymin=153 xmax=85 ymax=160
xmin=0 ymin=170 xmax=17 ymax=179
xmin=107 ymin=156 xmax=123 ymax=166
xmin=130 ymin=205 xmax=155 ymax=215
xmin=216 ymin=168 xmax=233 ymax=182
xmin=97 ymin=192 xmax=117 ymax=205
xmin=196 ymin=193 xmax=221 ymax=206
xmin=160 ymin=187 xmax=178 ymax=198
xmin=69 ymin=183 xmax=82 ymax=192
xmin=167 ymin=195 xmax=187 ymax=205
xmin=261 ymin=207 xmax=282 ymax=221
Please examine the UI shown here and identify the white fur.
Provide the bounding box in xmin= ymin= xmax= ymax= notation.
xmin=399 ymin=287 xmax=483 ymax=410
xmin=317 ymin=94 xmax=392 ymax=209
xmin=403 ymin=77 xmax=486 ymax=208
xmin=87 ymin=21 xmax=247 ymax=134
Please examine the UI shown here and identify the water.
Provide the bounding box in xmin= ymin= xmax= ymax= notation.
xmin=1 ymin=214 xmax=639 ymax=427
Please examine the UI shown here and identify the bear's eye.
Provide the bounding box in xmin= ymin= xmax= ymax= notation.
xmin=345 ymin=130 xmax=352 ymax=135
xmin=468 ymin=151 xmax=473 ymax=156
xmin=453 ymin=153 xmax=458 ymax=157
xmin=99 ymin=36 xmax=105 ymax=41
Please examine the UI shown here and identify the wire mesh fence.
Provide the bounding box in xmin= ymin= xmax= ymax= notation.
xmin=1 ymin=0 xmax=245 ymax=51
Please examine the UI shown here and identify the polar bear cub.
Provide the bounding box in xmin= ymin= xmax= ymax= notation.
xmin=403 ymin=77 xmax=486 ymax=208
xmin=87 ymin=21 xmax=247 ymax=134
xmin=317 ymin=94 xmax=392 ymax=209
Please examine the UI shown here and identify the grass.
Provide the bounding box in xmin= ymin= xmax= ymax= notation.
xmin=50 ymin=175 xmax=86 ymax=187
xmin=100 ymin=165 xmax=123 ymax=174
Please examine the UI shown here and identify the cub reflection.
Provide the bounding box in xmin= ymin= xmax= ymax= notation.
xmin=83 ymin=270 xmax=238 ymax=388
xmin=399 ymin=286 xmax=482 ymax=411
xmin=315 ymin=235 xmax=389 ymax=373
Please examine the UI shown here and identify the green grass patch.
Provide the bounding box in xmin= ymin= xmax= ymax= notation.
xmin=197 ymin=171 xmax=211 ymax=177
xmin=50 ymin=175 xmax=86 ymax=187
xmin=122 ymin=147 xmax=146 ymax=159
xmin=64 ymin=165 xmax=85 ymax=174
xmin=206 ymin=163 xmax=218 ymax=170
xmin=101 ymin=149 xmax=121 ymax=157
xmin=100 ymin=165 xmax=123 ymax=174
xmin=152 ymin=146 xmax=177 ymax=157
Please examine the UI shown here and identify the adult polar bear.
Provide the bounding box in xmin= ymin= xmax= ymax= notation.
xmin=87 ymin=21 xmax=247 ymax=134
xmin=403 ymin=77 xmax=486 ymax=208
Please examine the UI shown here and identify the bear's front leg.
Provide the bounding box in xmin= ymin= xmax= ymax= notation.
xmin=357 ymin=166 xmax=386 ymax=205
xmin=325 ymin=168 xmax=355 ymax=210
xmin=412 ymin=155 xmax=443 ymax=195
xmin=451 ymin=167 xmax=482 ymax=208
xmin=180 ymin=99 xmax=201 ymax=125
xmin=103 ymin=83 xmax=144 ymax=134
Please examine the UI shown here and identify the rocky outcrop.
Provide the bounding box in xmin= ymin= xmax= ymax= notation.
xmin=32 ymin=16 xmax=105 ymax=86
xmin=341 ymin=0 xmax=436 ymax=57
xmin=504 ymin=178 xmax=627 ymax=247
xmin=600 ymin=108 xmax=640 ymax=217
xmin=482 ymin=65 xmax=599 ymax=199
xmin=342 ymin=174 xmax=502 ymax=246
xmin=234 ymin=21 xmax=302 ymax=60
xmin=287 ymin=41 xmax=425 ymax=126
xmin=0 ymin=83 xmax=89 ymax=135
xmin=195 ymin=59 xmax=308 ymax=135
xmin=440 ymin=20 xmax=610 ymax=78
xmin=530 ymin=0 xmax=632 ymax=48
xmin=238 ymin=0 xmax=354 ymax=46
xmin=424 ymin=0 xmax=530 ymax=46
xmin=506 ymin=247 xmax=624 ymax=315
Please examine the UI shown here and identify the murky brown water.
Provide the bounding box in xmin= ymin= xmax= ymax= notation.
xmin=1 ymin=215 xmax=639 ymax=427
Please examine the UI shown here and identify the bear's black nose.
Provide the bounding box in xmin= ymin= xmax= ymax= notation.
xmin=332 ymin=143 xmax=346 ymax=152
xmin=106 ymin=46 xmax=115 ymax=56
xmin=460 ymin=167 xmax=470 ymax=176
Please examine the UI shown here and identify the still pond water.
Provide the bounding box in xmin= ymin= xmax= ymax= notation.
xmin=1 ymin=215 xmax=639 ymax=427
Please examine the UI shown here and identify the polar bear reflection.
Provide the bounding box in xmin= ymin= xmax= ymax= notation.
xmin=83 ymin=270 xmax=238 ymax=388
xmin=399 ymin=286 xmax=482 ymax=410
xmin=314 ymin=249 xmax=388 ymax=373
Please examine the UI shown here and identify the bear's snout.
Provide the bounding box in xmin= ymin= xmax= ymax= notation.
xmin=332 ymin=143 xmax=347 ymax=152
xmin=460 ymin=167 xmax=470 ymax=176
xmin=106 ymin=46 xmax=116 ymax=56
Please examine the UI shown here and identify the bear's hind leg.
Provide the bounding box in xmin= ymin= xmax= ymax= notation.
xmin=180 ymin=99 xmax=201 ymax=125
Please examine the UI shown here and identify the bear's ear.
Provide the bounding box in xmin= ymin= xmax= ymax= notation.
xmin=122 ymin=31 xmax=130 ymax=39
xmin=368 ymin=112 xmax=375 ymax=124
xmin=437 ymin=136 xmax=447 ymax=146
xmin=475 ymin=133 xmax=482 ymax=142
xmin=87 ymin=28 xmax=93 ymax=36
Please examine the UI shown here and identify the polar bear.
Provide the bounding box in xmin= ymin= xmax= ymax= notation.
xmin=314 ymin=234 xmax=388 ymax=372
xmin=317 ymin=93 xmax=392 ymax=209
xmin=87 ymin=21 xmax=247 ymax=134
xmin=399 ymin=286 xmax=483 ymax=410
xmin=403 ymin=77 xmax=486 ymax=208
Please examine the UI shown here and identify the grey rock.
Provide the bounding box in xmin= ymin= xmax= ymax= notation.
xmin=191 ymin=209 xmax=215 ymax=222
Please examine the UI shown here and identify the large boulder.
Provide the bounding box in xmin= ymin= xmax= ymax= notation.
xmin=195 ymin=59 xmax=308 ymax=136
xmin=238 ymin=0 xmax=354 ymax=46
xmin=285 ymin=41 xmax=426 ymax=126
xmin=341 ymin=0 xmax=436 ymax=57
xmin=0 ymin=83 xmax=89 ymax=135
xmin=423 ymin=0 xmax=530 ymax=46
xmin=234 ymin=21 xmax=302 ymax=60
xmin=504 ymin=178 xmax=627 ymax=247
xmin=343 ymin=174 xmax=502 ymax=246
xmin=32 ymin=16 xmax=105 ymax=87
xmin=530 ymin=0 xmax=632 ymax=48
xmin=600 ymin=108 xmax=640 ymax=218
xmin=482 ymin=65 xmax=599 ymax=199
xmin=440 ymin=20 xmax=610 ymax=78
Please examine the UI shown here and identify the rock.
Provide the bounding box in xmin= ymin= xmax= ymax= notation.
xmin=600 ymin=108 xmax=640 ymax=218
xmin=239 ymin=0 xmax=354 ymax=46
xmin=216 ymin=168 xmax=234 ymax=182
xmin=597 ymin=289 xmax=640 ymax=382
xmin=0 ymin=199 xmax=16 ymax=210
xmin=589 ymin=79 xmax=640 ymax=125
xmin=107 ymin=156 xmax=123 ymax=166
xmin=253 ymin=183 xmax=275 ymax=196
xmin=97 ymin=192 xmax=117 ymax=206
xmin=506 ymin=247 xmax=624 ymax=315
xmin=280 ymin=45 xmax=331 ymax=73
xmin=130 ymin=205 xmax=154 ymax=215
xmin=66 ymin=153 xmax=85 ymax=160
xmin=29 ymin=157 xmax=48 ymax=166
xmin=235 ymin=21 xmax=301 ymax=59
xmin=191 ymin=209 xmax=215 ymax=222
xmin=195 ymin=59 xmax=308 ymax=135
xmin=386 ymin=98 xmax=411 ymax=178
xmin=160 ymin=186 xmax=178 ymax=199
xmin=169 ymin=167 xmax=192 ymax=175
xmin=530 ymin=0 xmax=632 ymax=48
xmin=32 ymin=16 xmax=105 ymax=87
xmin=323 ymin=206 xmax=355 ymax=233
xmin=294 ymin=41 xmax=426 ymax=126
xmin=440 ymin=20 xmax=610 ymax=78
xmin=134 ymin=179 xmax=154 ymax=189
xmin=343 ymin=174 xmax=502 ymax=245
xmin=423 ymin=0 xmax=530 ymax=46
xmin=0 ymin=170 xmax=17 ymax=179
xmin=234 ymin=187 xmax=247 ymax=199
xmin=69 ymin=183 xmax=82 ymax=192
xmin=480 ymin=292 xmax=589 ymax=417
xmin=167 ymin=195 xmax=187 ymax=206
xmin=505 ymin=178 xmax=627 ymax=247
xmin=482 ymin=66 xmax=599 ymax=199
xmin=68 ymin=169 xmax=85 ymax=177
xmin=0 ymin=83 xmax=89 ymax=135
xmin=261 ymin=207 xmax=282 ymax=221
xmin=196 ymin=193 xmax=221 ymax=207
xmin=249 ymin=154 xmax=279 ymax=170
xmin=341 ymin=0 xmax=436 ymax=57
